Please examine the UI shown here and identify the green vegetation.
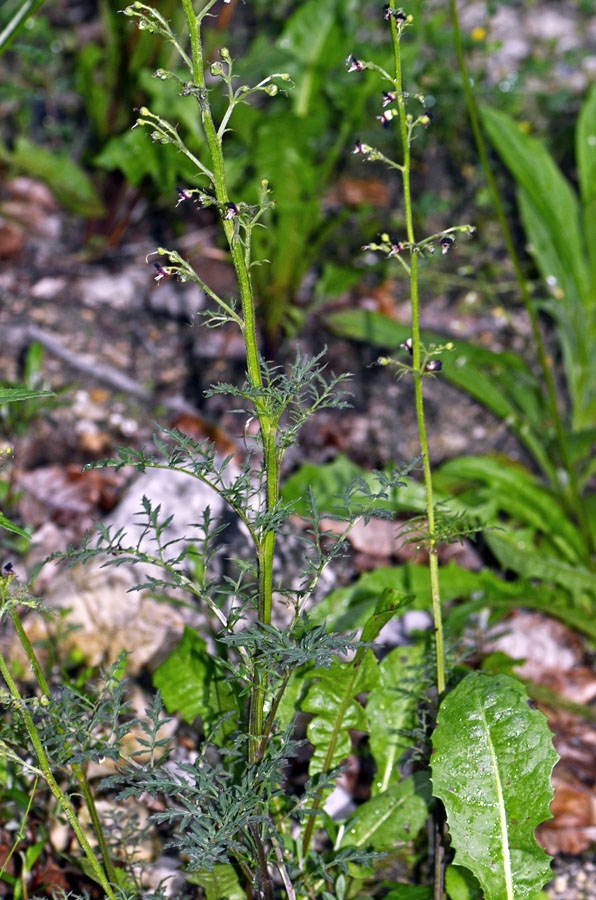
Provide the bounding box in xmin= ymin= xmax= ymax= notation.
xmin=1 ymin=2 xmax=593 ymax=899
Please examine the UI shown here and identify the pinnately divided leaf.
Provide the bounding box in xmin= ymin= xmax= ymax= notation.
xmin=431 ymin=672 xmax=558 ymax=900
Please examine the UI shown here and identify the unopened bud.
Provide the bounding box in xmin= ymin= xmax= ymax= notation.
xmin=210 ymin=61 xmax=224 ymax=76
xmin=264 ymin=84 xmax=279 ymax=96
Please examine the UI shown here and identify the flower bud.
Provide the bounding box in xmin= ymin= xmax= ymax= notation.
xmin=264 ymin=84 xmax=279 ymax=96
xmin=220 ymin=47 xmax=231 ymax=62
xmin=210 ymin=61 xmax=225 ymax=76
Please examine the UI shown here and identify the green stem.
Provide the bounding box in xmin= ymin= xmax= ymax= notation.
xmin=0 ymin=650 xmax=117 ymax=900
xmin=9 ymin=609 xmax=119 ymax=886
xmin=0 ymin=0 xmax=46 ymax=57
xmin=390 ymin=7 xmax=445 ymax=696
xmin=179 ymin=11 xmax=279 ymax=896
xmin=181 ymin=0 xmax=262 ymax=394
xmin=448 ymin=0 xmax=595 ymax=563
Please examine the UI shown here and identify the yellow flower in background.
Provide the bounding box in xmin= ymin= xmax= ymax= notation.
xmin=519 ymin=120 xmax=532 ymax=134
xmin=470 ymin=26 xmax=486 ymax=41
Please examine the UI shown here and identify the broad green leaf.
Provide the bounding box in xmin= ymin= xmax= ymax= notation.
xmin=576 ymin=83 xmax=596 ymax=290
xmin=95 ymin=129 xmax=162 ymax=187
xmin=0 ymin=512 xmax=28 ymax=538
xmin=11 ymin=137 xmax=105 ymax=218
xmin=95 ymin=127 xmax=197 ymax=193
xmin=517 ymin=193 xmax=595 ymax=428
xmin=383 ymin=882 xmax=433 ymax=900
xmin=577 ymin=84 xmax=596 ymax=207
xmin=0 ymin=387 xmax=54 ymax=404
xmin=153 ymin=627 xmax=238 ymax=736
xmin=437 ymin=456 xmax=588 ymax=564
xmin=445 ymin=865 xmax=482 ymax=900
xmin=431 ymin=672 xmax=558 ymax=900
xmin=310 ymin=557 xmax=596 ymax=640
xmin=481 ymin=106 xmax=588 ymax=308
xmin=341 ymin=771 xmax=431 ymax=850
xmin=309 ymin=566 xmax=420 ymax=632
xmin=188 ymin=864 xmax=246 ymax=900
xmin=485 ymin=530 xmax=596 ymax=604
xmin=302 ymin=650 xmax=378 ymax=776
xmin=382 ymin=887 xmax=433 ymax=900
xmin=281 ymin=453 xmax=426 ymax=517
xmin=368 ymin=644 xmax=425 ymax=793
xmin=360 ymin=587 xmax=412 ymax=646
xmin=277 ymin=0 xmax=341 ymax=116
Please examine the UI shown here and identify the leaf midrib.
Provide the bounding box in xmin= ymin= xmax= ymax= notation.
xmin=480 ymin=703 xmax=514 ymax=900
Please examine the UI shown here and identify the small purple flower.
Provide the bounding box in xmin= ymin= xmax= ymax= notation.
xmin=353 ymin=139 xmax=372 ymax=155
xmin=384 ymin=7 xmax=408 ymax=28
xmin=346 ymin=54 xmax=365 ymax=72
xmin=176 ymin=187 xmax=193 ymax=206
xmin=440 ymin=236 xmax=454 ymax=255
xmin=420 ymin=111 xmax=434 ymax=129
xmin=425 ymin=360 xmax=442 ymax=372
xmin=388 ymin=242 xmax=404 ymax=257
xmin=400 ymin=337 xmax=413 ymax=355
xmin=224 ymin=202 xmax=239 ymax=219
xmin=154 ymin=262 xmax=169 ymax=282
xmin=378 ymin=108 xmax=398 ymax=127
xmin=382 ymin=91 xmax=396 ymax=107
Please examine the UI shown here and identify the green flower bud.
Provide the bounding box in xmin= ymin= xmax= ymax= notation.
xmin=210 ymin=61 xmax=224 ymax=76
xmin=264 ymin=84 xmax=278 ymax=96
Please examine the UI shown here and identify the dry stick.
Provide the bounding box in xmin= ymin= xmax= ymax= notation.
xmin=448 ymin=0 xmax=595 ymax=563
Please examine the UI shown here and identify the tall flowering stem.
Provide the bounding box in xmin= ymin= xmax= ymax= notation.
xmin=389 ymin=5 xmax=445 ymax=695
xmin=179 ymin=0 xmax=278 ymax=762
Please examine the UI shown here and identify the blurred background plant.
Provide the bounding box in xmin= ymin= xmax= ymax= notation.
xmin=1 ymin=0 xmax=594 ymax=334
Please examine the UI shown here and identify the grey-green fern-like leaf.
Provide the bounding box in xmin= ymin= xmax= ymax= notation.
xmin=431 ymin=672 xmax=558 ymax=900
